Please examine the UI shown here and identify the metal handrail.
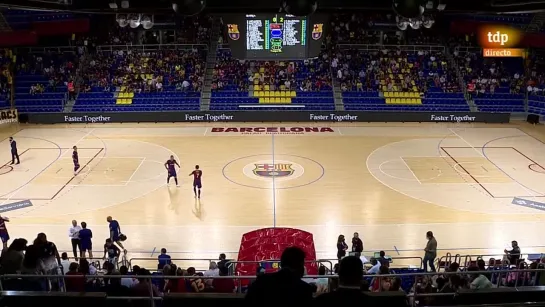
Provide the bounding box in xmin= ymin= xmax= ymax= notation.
xmin=227 ymin=259 xmax=334 ymax=272
xmin=128 ymin=257 xmax=219 ymax=269
xmin=336 ymin=44 xmax=446 ymax=52
xmin=96 ymin=44 xmax=209 ymax=53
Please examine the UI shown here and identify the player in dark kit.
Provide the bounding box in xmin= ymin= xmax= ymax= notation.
xmin=189 ymin=165 xmax=202 ymax=198
xmin=165 ymin=155 xmax=180 ymax=187
xmin=72 ymin=146 xmax=80 ymax=176
xmin=9 ymin=137 xmax=19 ymax=165
xmin=0 ymin=215 xmax=10 ymax=249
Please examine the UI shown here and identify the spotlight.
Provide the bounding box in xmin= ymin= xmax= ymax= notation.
xmin=142 ymin=15 xmax=154 ymax=30
xmin=423 ymin=16 xmax=434 ymax=28
xmin=409 ymin=19 xmax=421 ymax=29
xmin=393 ymin=0 xmax=425 ymax=19
xmin=121 ymin=0 xmax=129 ymax=8
xmin=396 ymin=16 xmax=408 ymax=31
xmin=116 ymin=14 xmax=129 ymax=27
xmin=282 ymin=0 xmax=317 ymax=16
xmin=128 ymin=14 xmax=141 ymax=28
xmin=172 ymin=0 xmax=206 ymax=16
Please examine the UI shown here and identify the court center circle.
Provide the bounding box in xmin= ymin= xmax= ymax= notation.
xmin=223 ymin=154 xmax=325 ymax=189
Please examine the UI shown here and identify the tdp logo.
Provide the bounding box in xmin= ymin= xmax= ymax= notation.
xmin=487 ymin=31 xmax=509 ymax=46
xmin=253 ymin=163 xmax=294 ymax=178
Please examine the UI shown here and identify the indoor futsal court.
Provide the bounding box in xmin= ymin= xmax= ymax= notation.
xmin=1 ymin=121 xmax=545 ymax=268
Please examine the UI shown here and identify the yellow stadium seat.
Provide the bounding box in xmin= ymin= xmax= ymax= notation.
xmin=416 ymin=98 xmax=422 ymax=104
xmin=289 ymin=91 xmax=296 ymax=97
xmin=254 ymin=85 xmax=261 ymax=91
xmin=280 ymin=85 xmax=286 ymax=91
xmin=259 ymin=98 xmax=264 ymax=103
xmin=279 ymin=91 xmax=286 ymax=97
xmin=274 ymin=97 xmax=281 ymax=103
xmin=259 ymin=67 xmax=265 ymax=73
xmin=264 ymin=84 xmax=270 ymax=91
xmin=384 ymin=92 xmax=390 ymax=98
xmin=286 ymin=98 xmax=292 ymax=103
xmin=273 ymin=91 xmax=280 ymax=97
xmin=264 ymin=91 xmax=270 ymax=97
xmin=385 ymin=98 xmax=391 ymax=104
xmin=127 ymin=92 xmax=134 ymax=98
xmin=264 ymin=97 xmax=270 ymax=103
xmin=253 ymin=91 xmax=260 ymax=97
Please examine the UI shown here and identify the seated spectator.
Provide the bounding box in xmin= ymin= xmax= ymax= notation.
xmin=504 ymin=240 xmax=521 ymax=265
xmin=102 ymin=271 xmax=131 ymax=296
xmin=314 ymin=265 xmax=329 ymax=293
xmin=65 ymin=262 xmax=85 ymax=292
xmin=204 ymin=261 xmax=219 ymax=277
xmin=131 ymin=268 xmax=162 ymax=297
xmin=187 ymin=267 xmax=205 ymax=292
xmin=59 ymin=252 xmax=71 ymax=275
xmin=212 ymin=265 xmax=236 ymax=293
xmin=245 ymin=246 xmax=314 ymax=305
xmin=119 ymin=265 xmax=138 ymax=288
xmin=367 ymin=257 xmax=381 ymax=274
xmin=315 ymin=256 xmax=366 ymax=305
xmin=1 ymin=238 xmax=27 ymax=274
xmin=157 ymin=248 xmax=171 ymax=270
xmin=468 ymin=266 xmax=493 ymax=289
xmin=371 ymin=266 xmax=391 ymax=292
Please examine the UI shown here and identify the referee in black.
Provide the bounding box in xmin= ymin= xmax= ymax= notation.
xmin=9 ymin=137 xmax=19 ymax=165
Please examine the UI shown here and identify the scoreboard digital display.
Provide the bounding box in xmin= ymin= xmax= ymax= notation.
xmin=224 ymin=13 xmax=327 ymax=60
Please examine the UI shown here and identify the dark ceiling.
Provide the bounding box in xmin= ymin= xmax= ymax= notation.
xmin=0 ymin=0 xmax=544 ymax=14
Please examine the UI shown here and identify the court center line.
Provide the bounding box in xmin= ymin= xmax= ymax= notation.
xmin=60 ymin=128 xmax=96 ymax=158
xmin=272 ymin=133 xmax=277 ymax=228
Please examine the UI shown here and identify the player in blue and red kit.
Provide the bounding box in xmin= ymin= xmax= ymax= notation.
xmin=0 ymin=215 xmax=10 ymax=249
xmin=165 ymin=155 xmax=180 ymax=187
xmin=72 ymin=146 xmax=80 ymax=176
xmin=189 ymin=165 xmax=202 ymax=198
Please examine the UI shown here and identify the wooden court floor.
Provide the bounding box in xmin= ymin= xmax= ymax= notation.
xmin=1 ymin=121 xmax=545 ymax=269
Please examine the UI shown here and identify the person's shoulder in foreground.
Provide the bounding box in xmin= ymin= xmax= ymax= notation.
xmin=315 ymin=256 xmax=368 ymax=305
xmin=245 ymin=246 xmax=314 ymax=303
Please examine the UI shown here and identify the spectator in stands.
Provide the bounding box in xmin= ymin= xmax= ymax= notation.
xmin=337 ymin=235 xmax=348 ymax=261
xmin=371 ymin=266 xmax=391 ymax=292
xmin=423 ymin=231 xmax=437 ymax=272
xmin=204 ymin=261 xmax=219 ymax=277
xmin=315 ymin=256 xmax=366 ymax=305
xmin=59 ymin=252 xmax=71 ymax=275
xmin=34 ymin=233 xmax=61 ymax=277
xmin=378 ymin=250 xmax=389 ymax=268
xmin=245 ymin=246 xmax=314 ymax=305
xmin=186 ymin=267 xmax=205 ymax=292
xmin=351 ymin=232 xmax=363 ymax=257
xmin=131 ymin=268 xmax=162 ymax=297
xmin=119 ymin=265 xmax=138 ymax=288
xmin=103 ymin=238 xmax=121 ymax=264
xmin=440 ymin=274 xmax=463 ymax=293
xmin=68 ymin=220 xmax=81 ymax=261
xmin=65 ymin=262 xmax=85 ymax=292
xmin=157 ymin=247 xmax=171 ymax=270
xmin=0 ymin=238 xmax=27 ymax=274
xmin=505 ymin=240 xmax=521 ymax=265
xmin=367 ymin=257 xmax=381 ymax=274
xmin=218 ymin=253 xmax=229 ymax=269
xmin=102 ymin=271 xmax=131 ymax=297
xmin=468 ymin=266 xmax=493 ymax=289
xmin=314 ymin=265 xmax=329 ymax=293
xmin=212 ymin=265 xmax=236 ymax=293
xmin=78 ymin=222 xmax=93 ymax=259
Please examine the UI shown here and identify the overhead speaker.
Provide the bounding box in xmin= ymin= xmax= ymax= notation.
xmin=393 ymin=0 xmax=425 ymax=19
xmin=172 ymin=0 xmax=206 ymax=16
xmin=282 ymin=0 xmax=317 ymax=17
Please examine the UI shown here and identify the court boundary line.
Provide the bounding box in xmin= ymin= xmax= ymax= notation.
xmin=442 ymin=146 xmax=545 ymax=199
xmin=50 ymin=148 xmax=105 ymax=199
xmin=399 ymin=157 xmax=422 ymax=184
xmin=440 ymin=146 xmax=495 ymax=198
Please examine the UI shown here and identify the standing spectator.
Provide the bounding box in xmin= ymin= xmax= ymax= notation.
xmin=0 ymin=238 xmax=27 ymax=274
xmin=337 ymin=235 xmax=348 ymax=261
xmin=245 ymin=246 xmax=314 ymax=305
xmin=378 ymin=251 xmax=389 ymax=268
xmin=504 ymin=240 xmax=521 ymax=265
xmin=0 ymin=215 xmax=10 ymax=249
xmin=351 ymin=232 xmax=363 ymax=257
xmin=68 ymin=220 xmax=81 ymax=261
xmin=103 ymin=239 xmax=121 ymax=265
xmin=59 ymin=252 xmax=71 ymax=275
xmin=67 ymin=80 xmax=75 ymax=100
xmin=315 ymin=256 xmax=366 ymax=305
xmin=212 ymin=265 xmax=236 ymax=293
xmin=157 ymin=248 xmax=171 ymax=270
xmin=423 ymin=231 xmax=437 ymax=272
xmin=106 ymin=216 xmax=126 ymax=252
xmin=218 ymin=253 xmax=229 ymax=269
xmin=34 ymin=233 xmax=61 ymax=277
xmin=78 ymin=222 xmax=93 ymax=259
xmin=9 ymin=137 xmax=19 ymax=165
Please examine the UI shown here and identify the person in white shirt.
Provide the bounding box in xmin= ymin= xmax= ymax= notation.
xmin=367 ymin=258 xmax=381 ymax=274
xmin=69 ymin=220 xmax=81 ymax=261
xmin=204 ymin=261 xmax=219 ymax=286
xmin=59 ymin=252 xmax=71 ymax=275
